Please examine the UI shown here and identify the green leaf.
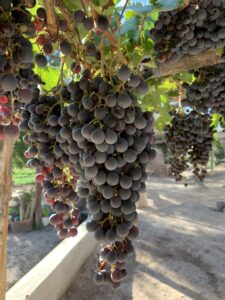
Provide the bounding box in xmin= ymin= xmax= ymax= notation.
xmin=62 ymin=0 xmax=82 ymax=11
xmin=34 ymin=65 xmax=59 ymax=91
xmin=153 ymin=0 xmax=183 ymax=11
xmin=211 ymin=113 xmax=222 ymax=128
xmin=90 ymin=0 xmax=115 ymax=13
xmin=103 ymin=5 xmax=115 ymax=16
xmin=92 ymin=0 xmax=101 ymax=6
xmin=167 ymin=90 xmax=179 ymax=97
xmin=174 ymin=72 xmax=194 ymax=83
xmin=142 ymin=38 xmax=154 ymax=53
xmin=155 ymin=112 xmax=171 ymax=130
xmin=126 ymin=5 xmax=154 ymax=16
xmin=120 ymin=16 xmax=140 ymax=35
xmin=127 ymin=46 xmax=144 ymax=65
xmin=28 ymin=2 xmax=41 ymax=14
xmin=216 ymin=47 xmax=224 ymax=56
xmin=125 ymin=10 xmax=135 ymax=19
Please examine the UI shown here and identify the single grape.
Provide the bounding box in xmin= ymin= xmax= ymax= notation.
xmin=97 ymin=15 xmax=109 ymax=31
xmin=117 ymin=64 xmax=131 ymax=81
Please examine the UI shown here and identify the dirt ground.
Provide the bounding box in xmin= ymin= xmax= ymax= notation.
xmin=62 ymin=168 xmax=225 ymax=300
xmin=7 ymin=226 xmax=59 ymax=290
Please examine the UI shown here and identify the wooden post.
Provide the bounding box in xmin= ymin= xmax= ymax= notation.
xmin=34 ymin=169 xmax=42 ymax=226
xmin=0 ymin=138 xmax=13 ymax=300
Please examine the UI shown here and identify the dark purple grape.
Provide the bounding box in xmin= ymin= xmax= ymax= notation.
xmin=97 ymin=15 xmax=109 ymax=31
xmin=0 ymin=74 xmax=18 ymax=91
xmin=73 ymin=10 xmax=85 ymax=23
xmin=37 ymin=7 xmax=46 ymax=20
xmin=83 ymin=17 xmax=94 ymax=30
xmin=35 ymin=54 xmax=47 ymax=67
xmin=60 ymin=40 xmax=72 ymax=55
xmin=117 ymin=64 xmax=131 ymax=81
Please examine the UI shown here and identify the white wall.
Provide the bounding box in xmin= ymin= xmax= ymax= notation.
xmin=6 ymin=222 xmax=97 ymax=300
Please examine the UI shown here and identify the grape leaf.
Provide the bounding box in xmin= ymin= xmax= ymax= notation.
xmin=34 ymin=66 xmax=59 ymax=91
xmin=62 ymin=0 xmax=82 ymax=11
xmin=120 ymin=16 xmax=140 ymax=35
xmin=152 ymin=0 xmax=183 ymax=11
xmin=126 ymin=5 xmax=154 ymax=16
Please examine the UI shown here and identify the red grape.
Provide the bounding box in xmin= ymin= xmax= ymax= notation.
xmin=0 ymin=96 xmax=8 ymax=104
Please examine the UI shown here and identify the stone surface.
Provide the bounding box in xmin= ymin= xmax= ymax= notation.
xmin=7 ymin=226 xmax=59 ymax=290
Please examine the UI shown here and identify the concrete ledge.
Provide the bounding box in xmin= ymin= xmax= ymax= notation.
xmin=6 ymin=222 xmax=98 ymax=300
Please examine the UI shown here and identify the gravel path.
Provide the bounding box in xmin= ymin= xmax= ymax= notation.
xmin=62 ymin=170 xmax=225 ymax=300
xmin=7 ymin=226 xmax=59 ymax=290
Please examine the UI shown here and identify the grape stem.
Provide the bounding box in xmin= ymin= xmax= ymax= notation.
xmin=115 ymin=16 xmax=127 ymax=65
xmin=100 ymin=34 xmax=106 ymax=78
xmin=104 ymin=31 xmax=117 ymax=48
xmin=11 ymin=92 xmax=15 ymax=115
xmin=119 ymin=0 xmax=129 ymax=22
xmin=80 ymin=0 xmax=88 ymax=16
xmin=138 ymin=16 xmax=146 ymax=45
xmin=55 ymin=0 xmax=82 ymax=46
xmin=178 ymin=86 xmax=183 ymax=108
xmin=57 ymin=56 xmax=66 ymax=88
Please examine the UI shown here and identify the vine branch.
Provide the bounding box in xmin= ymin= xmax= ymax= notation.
xmin=143 ymin=49 xmax=223 ymax=79
xmin=138 ymin=16 xmax=146 ymax=42
xmin=43 ymin=0 xmax=58 ymax=39
xmin=80 ymin=0 xmax=88 ymax=15
xmin=119 ymin=0 xmax=129 ymax=21
xmin=57 ymin=56 xmax=66 ymax=88
xmin=105 ymin=31 xmax=116 ymax=48
xmin=180 ymin=0 xmax=191 ymax=9
xmin=100 ymin=35 xmax=106 ymax=77
xmin=115 ymin=16 xmax=127 ymax=65
xmin=55 ymin=0 xmax=82 ymax=45
xmin=55 ymin=0 xmax=72 ymax=26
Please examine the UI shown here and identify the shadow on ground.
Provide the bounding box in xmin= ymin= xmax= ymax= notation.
xmin=62 ymin=170 xmax=225 ymax=300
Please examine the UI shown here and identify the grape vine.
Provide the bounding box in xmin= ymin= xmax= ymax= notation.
xmin=1 ymin=0 xmax=224 ymax=290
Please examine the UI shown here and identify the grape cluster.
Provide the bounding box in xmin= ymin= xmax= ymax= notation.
xmin=34 ymin=7 xmax=110 ymax=70
xmin=94 ymin=239 xmax=134 ymax=288
xmin=44 ymin=167 xmax=80 ymax=239
xmin=0 ymin=0 xmax=42 ymax=139
xmin=59 ymin=65 xmax=155 ymax=288
xmin=19 ymin=58 xmax=154 ymax=284
xmin=182 ymin=63 xmax=225 ymax=116
xmin=34 ymin=7 xmax=52 ymax=67
xmin=73 ymin=9 xmax=110 ymax=62
xmin=165 ymin=110 xmax=213 ymax=181
xmin=19 ymin=90 xmax=80 ymax=238
xmin=151 ymin=0 xmax=225 ymax=63
xmin=34 ymin=7 xmax=74 ymax=68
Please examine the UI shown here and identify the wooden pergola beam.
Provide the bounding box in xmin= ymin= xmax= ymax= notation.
xmin=143 ymin=49 xmax=223 ymax=79
xmin=0 ymin=139 xmax=13 ymax=300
